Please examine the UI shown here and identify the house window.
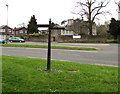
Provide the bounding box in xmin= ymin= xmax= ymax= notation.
xmin=64 ymin=31 xmax=66 ymax=34
xmin=19 ymin=30 xmax=23 ymax=33
xmin=8 ymin=29 xmax=12 ymax=33
xmin=25 ymin=30 xmax=27 ymax=34
xmin=0 ymin=29 xmax=5 ymax=32
xmin=0 ymin=35 xmax=5 ymax=39
xmin=67 ymin=31 xmax=74 ymax=35
xmin=61 ymin=30 xmax=74 ymax=35
xmin=68 ymin=31 xmax=70 ymax=35
xmin=61 ymin=30 xmax=65 ymax=35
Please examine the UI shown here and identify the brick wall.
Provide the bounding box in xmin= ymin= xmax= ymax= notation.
xmin=27 ymin=35 xmax=48 ymax=42
xmin=58 ymin=35 xmax=87 ymax=43
xmin=27 ymin=35 xmax=107 ymax=43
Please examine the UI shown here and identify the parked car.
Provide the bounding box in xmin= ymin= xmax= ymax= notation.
xmin=9 ymin=37 xmax=25 ymax=42
xmin=0 ymin=39 xmax=6 ymax=44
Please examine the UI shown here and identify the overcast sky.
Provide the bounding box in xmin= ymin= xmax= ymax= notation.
xmin=0 ymin=0 xmax=118 ymax=28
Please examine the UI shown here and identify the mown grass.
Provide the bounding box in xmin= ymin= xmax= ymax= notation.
xmin=2 ymin=55 xmax=119 ymax=92
xmin=1 ymin=44 xmax=97 ymax=50
xmin=106 ymin=39 xmax=118 ymax=43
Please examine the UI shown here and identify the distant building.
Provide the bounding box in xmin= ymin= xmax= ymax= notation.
xmin=13 ymin=27 xmax=27 ymax=37
xmin=104 ymin=20 xmax=111 ymax=31
xmin=61 ymin=19 xmax=97 ymax=36
xmin=67 ymin=19 xmax=74 ymax=26
xmin=0 ymin=25 xmax=13 ymax=40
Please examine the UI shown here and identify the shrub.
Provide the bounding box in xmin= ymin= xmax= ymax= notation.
xmin=29 ymin=33 xmax=47 ymax=36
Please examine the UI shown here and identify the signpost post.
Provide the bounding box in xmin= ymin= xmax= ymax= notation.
xmin=47 ymin=19 xmax=51 ymax=71
xmin=37 ymin=19 xmax=65 ymax=71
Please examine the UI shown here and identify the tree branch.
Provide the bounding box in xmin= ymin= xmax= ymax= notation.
xmin=77 ymin=1 xmax=89 ymax=8
xmin=91 ymin=0 xmax=110 ymax=22
xmin=114 ymin=0 xmax=120 ymax=6
xmin=91 ymin=0 xmax=109 ymax=13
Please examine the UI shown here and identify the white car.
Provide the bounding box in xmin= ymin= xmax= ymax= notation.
xmin=9 ymin=37 xmax=25 ymax=42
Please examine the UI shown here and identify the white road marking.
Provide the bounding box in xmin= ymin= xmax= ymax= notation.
xmin=94 ymin=63 xmax=119 ymax=67
xmin=25 ymin=48 xmax=47 ymax=50
xmin=52 ymin=49 xmax=98 ymax=53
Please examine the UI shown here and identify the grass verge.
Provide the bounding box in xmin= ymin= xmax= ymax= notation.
xmin=106 ymin=39 xmax=118 ymax=43
xmin=1 ymin=44 xmax=97 ymax=51
xmin=2 ymin=55 xmax=119 ymax=92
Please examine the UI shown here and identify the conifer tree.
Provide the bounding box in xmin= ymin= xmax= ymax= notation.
xmin=27 ymin=15 xmax=38 ymax=34
xmin=108 ymin=18 xmax=120 ymax=40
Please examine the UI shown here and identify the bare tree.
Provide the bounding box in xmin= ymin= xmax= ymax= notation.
xmin=74 ymin=0 xmax=110 ymax=35
xmin=114 ymin=0 xmax=120 ymax=20
xmin=114 ymin=0 xmax=120 ymax=6
xmin=17 ymin=22 xmax=27 ymax=27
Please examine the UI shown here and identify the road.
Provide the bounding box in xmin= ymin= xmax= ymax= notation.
xmin=1 ymin=43 xmax=118 ymax=67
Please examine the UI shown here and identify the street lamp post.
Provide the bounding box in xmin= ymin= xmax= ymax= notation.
xmin=6 ymin=4 xmax=8 ymax=26
xmin=6 ymin=4 xmax=8 ymax=43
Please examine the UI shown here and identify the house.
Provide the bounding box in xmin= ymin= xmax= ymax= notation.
xmin=51 ymin=25 xmax=63 ymax=42
xmin=57 ymin=19 xmax=97 ymax=42
xmin=62 ymin=19 xmax=97 ymax=36
xmin=0 ymin=25 xmax=13 ymax=40
xmin=61 ymin=19 xmax=74 ymax=36
xmin=13 ymin=27 xmax=27 ymax=37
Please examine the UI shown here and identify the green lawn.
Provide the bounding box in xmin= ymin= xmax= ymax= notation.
xmin=1 ymin=44 xmax=97 ymax=51
xmin=2 ymin=55 xmax=119 ymax=92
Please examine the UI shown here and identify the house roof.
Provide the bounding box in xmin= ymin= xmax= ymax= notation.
xmin=14 ymin=27 xmax=27 ymax=31
xmin=0 ymin=25 xmax=13 ymax=30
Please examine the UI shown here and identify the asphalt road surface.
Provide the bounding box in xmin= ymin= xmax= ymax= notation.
xmin=1 ymin=43 xmax=118 ymax=67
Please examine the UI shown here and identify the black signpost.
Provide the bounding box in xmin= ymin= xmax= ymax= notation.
xmin=37 ymin=19 xmax=65 ymax=71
